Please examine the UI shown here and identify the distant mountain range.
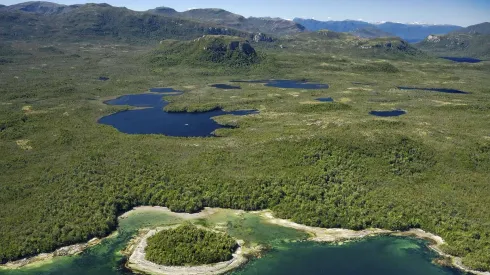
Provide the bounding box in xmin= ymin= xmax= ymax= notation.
xmin=294 ymin=18 xmax=463 ymax=42
xmin=1 ymin=0 xmax=488 ymax=59
xmin=416 ymin=22 xmax=490 ymax=59
xmin=148 ymin=6 xmax=305 ymax=36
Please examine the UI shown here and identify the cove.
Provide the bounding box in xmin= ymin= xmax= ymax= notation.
xmin=370 ymin=110 xmax=406 ymax=117
xmin=316 ymin=97 xmax=334 ymax=102
xmin=98 ymin=93 xmax=256 ymax=137
xmin=398 ymin=87 xmax=469 ymax=94
xmin=232 ymin=237 xmax=463 ymax=275
xmin=441 ymin=57 xmax=482 ymax=63
xmin=231 ymin=80 xmax=330 ymax=89
xmin=0 ymin=209 xmax=464 ymax=275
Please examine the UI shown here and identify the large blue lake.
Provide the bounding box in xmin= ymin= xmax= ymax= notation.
xmin=98 ymin=92 xmax=256 ymax=137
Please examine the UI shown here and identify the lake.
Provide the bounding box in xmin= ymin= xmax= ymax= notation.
xmin=398 ymin=87 xmax=469 ymax=94
xmin=231 ymin=80 xmax=330 ymax=89
xmin=98 ymin=93 xmax=256 ymax=137
xmin=441 ymin=57 xmax=482 ymax=63
xmin=370 ymin=110 xmax=406 ymax=117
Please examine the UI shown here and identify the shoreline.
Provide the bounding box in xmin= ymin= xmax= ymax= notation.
xmin=0 ymin=236 xmax=106 ymax=270
xmin=2 ymin=206 xmax=489 ymax=275
xmin=262 ymin=211 xmax=489 ymax=275
xmin=126 ymin=226 xmax=249 ymax=275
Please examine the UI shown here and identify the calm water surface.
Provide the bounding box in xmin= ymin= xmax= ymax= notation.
xmin=398 ymin=87 xmax=469 ymax=94
xmin=211 ymin=84 xmax=241 ymax=89
xmin=370 ymin=110 xmax=407 ymax=117
xmin=0 ymin=211 xmax=464 ymax=275
xmin=316 ymin=97 xmax=334 ymax=102
xmin=98 ymin=93 xmax=256 ymax=137
xmin=231 ymin=80 xmax=330 ymax=89
xmin=441 ymin=57 xmax=481 ymax=63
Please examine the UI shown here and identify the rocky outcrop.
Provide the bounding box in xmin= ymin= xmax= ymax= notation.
xmin=427 ymin=35 xmax=441 ymax=42
xmin=252 ymin=33 xmax=273 ymax=42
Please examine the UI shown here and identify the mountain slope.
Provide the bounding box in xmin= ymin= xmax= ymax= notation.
xmin=416 ymin=22 xmax=490 ymax=59
xmin=294 ymin=18 xmax=462 ymax=42
xmin=350 ymin=27 xmax=393 ymax=38
xmin=0 ymin=4 xmax=257 ymax=43
xmin=1 ymin=1 xmax=76 ymax=14
xmin=149 ymin=7 xmax=305 ymax=35
xmin=453 ymin=22 xmax=490 ymax=35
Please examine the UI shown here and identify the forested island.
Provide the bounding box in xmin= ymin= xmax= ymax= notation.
xmin=145 ymin=224 xmax=238 ymax=266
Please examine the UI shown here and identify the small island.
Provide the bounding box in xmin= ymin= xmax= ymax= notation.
xmin=145 ymin=223 xmax=238 ymax=266
xmin=127 ymin=222 xmax=249 ymax=275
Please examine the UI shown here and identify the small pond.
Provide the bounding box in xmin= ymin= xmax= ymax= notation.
xmin=352 ymin=81 xmax=375 ymax=85
xmin=441 ymin=57 xmax=482 ymax=63
xmin=231 ymin=80 xmax=329 ymax=89
xmin=99 ymin=93 xmax=256 ymax=137
xmin=316 ymin=97 xmax=334 ymax=102
xmin=149 ymin=87 xmax=183 ymax=94
xmin=98 ymin=77 xmax=109 ymax=81
xmin=398 ymin=87 xmax=469 ymax=94
xmin=211 ymin=84 xmax=241 ymax=90
xmin=370 ymin=110 xmax=406 ymax=117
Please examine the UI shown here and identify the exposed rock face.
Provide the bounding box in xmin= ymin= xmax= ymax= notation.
xmin=427 ymin=35 xmax=441 ymax=42
xmin=253 ymin=33 xmax=273 ymax=42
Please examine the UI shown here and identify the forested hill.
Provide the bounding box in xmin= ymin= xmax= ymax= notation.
xmin=415 ymin=22 xmax=490 ymax=59
xmin=0 ymin=3 xmax=260 ymax=43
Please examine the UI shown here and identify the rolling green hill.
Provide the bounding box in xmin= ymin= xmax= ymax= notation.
xmin=415 ymin=23 xmax=490 ymax=59
xmin=280 ymin=30 xmax=422 ymax=59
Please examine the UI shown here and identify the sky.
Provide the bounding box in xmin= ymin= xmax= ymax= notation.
xmin=1 ymin=0 xmax=489 ymax=26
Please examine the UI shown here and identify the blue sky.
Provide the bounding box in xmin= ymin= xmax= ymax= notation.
xmin=2 ymin=0 xmax=489 ymax=26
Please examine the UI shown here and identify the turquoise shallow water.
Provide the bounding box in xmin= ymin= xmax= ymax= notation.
xmin=0 ymin=210 xmax=465 ymax=275
xmin=232 ymin=237 xmax=464 ymax=275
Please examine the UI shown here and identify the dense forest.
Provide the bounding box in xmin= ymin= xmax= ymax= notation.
xmin=145 ymin=224 xmax=238 ymax=266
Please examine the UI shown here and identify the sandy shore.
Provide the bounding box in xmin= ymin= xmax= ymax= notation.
xmin=127 ymin=227 xmax=248 ymax=275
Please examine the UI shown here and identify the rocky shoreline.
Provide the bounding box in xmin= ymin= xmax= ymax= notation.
xmin=0 ymin=237 xmax=102 ymax=270
xmin=126 ymin=227 xmax=248 ymax=275
xmin=2 ymin=206 xmax=489 ymax=275
xmin=262 ymin=211 xmax=489 ymax=275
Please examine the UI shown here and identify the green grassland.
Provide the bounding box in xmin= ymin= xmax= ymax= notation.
xmin=1 ymin=38 xmax=490 ymax=272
